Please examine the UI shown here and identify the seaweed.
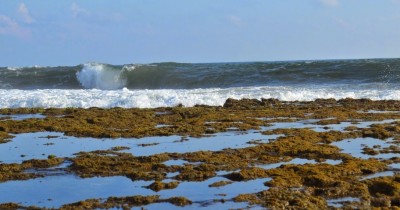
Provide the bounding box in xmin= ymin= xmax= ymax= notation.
xmin=1 ymin=98 xmax=400 ymax=209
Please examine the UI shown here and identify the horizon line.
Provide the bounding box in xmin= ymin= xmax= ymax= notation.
xmin=2 ymin=56 xmax=400 ymax=68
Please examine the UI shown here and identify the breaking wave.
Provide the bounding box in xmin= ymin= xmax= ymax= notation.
xmin=1 ymin=58 xmax=400 ymax=90
xmin=1 ymin=58 xmax=400 ymax=108
xmin=76 ymin=63 xmax=133 ymax=90
xmin=0 ymin=85 xmax=399 ymax=108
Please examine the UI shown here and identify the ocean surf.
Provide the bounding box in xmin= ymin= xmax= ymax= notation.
xmin=1 ymin=58 xmax=399 ymax=108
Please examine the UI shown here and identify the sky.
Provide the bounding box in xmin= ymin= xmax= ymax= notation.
xmin=1 ymin=0 xmax=400 ymax=66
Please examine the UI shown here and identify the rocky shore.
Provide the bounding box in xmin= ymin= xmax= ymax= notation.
xmin=0 ymin=98 xmax=399 ymax=209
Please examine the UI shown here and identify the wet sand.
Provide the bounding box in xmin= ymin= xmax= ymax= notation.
xmin=0 ymin=98 xmax=399 ymax=209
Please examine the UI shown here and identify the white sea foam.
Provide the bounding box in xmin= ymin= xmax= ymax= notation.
xmin=122 ymin=64 xmax=136 ymax=71
xmin=6 ymin=67 xmax=21 ymax=71
xmin=32 ymin=65 xmax=44 ymax=68
xmin=0 ymin=86 xmax=399 ymax=108
xmin=76 ymin=63 xmax=128 ymax=90
xmin=6 ymin=65 xmax=47 ymax=70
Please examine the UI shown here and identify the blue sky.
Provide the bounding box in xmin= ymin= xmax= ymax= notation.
xmin=1 ymin=0 xmax=400 ymax=66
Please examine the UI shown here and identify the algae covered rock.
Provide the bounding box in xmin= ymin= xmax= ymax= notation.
xmin=224 ymin=167 xmax=269 ymax=181
xmin=145 ymin=181 xmax=180 ymax=192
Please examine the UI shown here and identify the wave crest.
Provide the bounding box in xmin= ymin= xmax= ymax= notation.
xmin=76 ymin=63 xmax=133 ymax=90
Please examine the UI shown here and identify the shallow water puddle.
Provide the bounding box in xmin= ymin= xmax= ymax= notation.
xmin=327 ymin=197 xmax=360 ymax=208
xmin=325 ymin=159 xmax=343 ymax=165
xmin=389 ymin=163 xmax=400 ymax=170
xmin=264 ymin=119 xmax=320 ymax=130
xmin=357 ymin=110 xmax=400 ymax=114
xmin=144 ymin=201 xmax=260 ymax=210
xmin=350 ymin=119 xmax=397 ymax=128
xmin=0 ymin=174 xmax=269 ymax=209
xmin=163 ymin=159 xmax=190 ymax=166
xmin=331 ymin=137 xmax=398 ymax=159
xmin=0 ymin=131 xmax=281 ymax=163
xmin=162 ymin=159 xmax=204 ymax=167
xmin=1 ymin=118 xmax=396 ymax=164
xmin=0 ymin=132 xmax=141 ymax=163
xmin=264 ymin=119 xmax=396 ymax=132
xmin=0 ymin=113 xmax=46 ymax=120
xmin=360 ymin=171 xmax=397 ymax=181
xmin=155 ymin=124 xmax=174 ymax=128
xmin=255 ymin=158 xmax=317 ymax=170
xmin=159 ymin=177 xmax=270 ymax=203
xmin=24 ymin=160 xmax=72 ymax=176
xmin=0 ymin=175 xmax=152 ymax=208
xmin=254 ymin=158 xmax=342 ymax=170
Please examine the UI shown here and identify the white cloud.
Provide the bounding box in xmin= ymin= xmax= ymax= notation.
xmin=70 ymin=2 xmax=87 ymax=18
xmin=333 ymin=16 xmax=355 ymax=32
xmin=0 ymin=14 xmax=31 ymax=38
xmin=69 ymin=3 xmax=124 ymax=24
xmin=320 ymin=0 xmax=339 ymax=7
xmin=17 ymin=3 xmax=35 ymax=24
xmin=227 ymin=15 xmax=244 ymax=27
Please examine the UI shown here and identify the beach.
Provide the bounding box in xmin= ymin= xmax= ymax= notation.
xmin=2 ymin=1 xmax=400 ymax=208
xmin=0 ymin=98 xmax=399 ymax=209
xmin=0 ymin=59 xmax=399 ymax=209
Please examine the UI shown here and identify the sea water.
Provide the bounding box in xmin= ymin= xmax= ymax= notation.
xmin=1 ymin=58 xmax=400 ymax=108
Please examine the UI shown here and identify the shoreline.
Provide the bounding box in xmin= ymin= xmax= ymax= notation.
xmin=0 ymin=98 xmax=399 ymax=209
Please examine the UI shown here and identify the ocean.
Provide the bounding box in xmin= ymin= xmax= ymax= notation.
xmin=1 ymin=58 xmax=399 ymax=108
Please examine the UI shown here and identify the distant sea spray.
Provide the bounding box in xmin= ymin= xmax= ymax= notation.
xmin=1 ymin=59 xmax=400 ymax=108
